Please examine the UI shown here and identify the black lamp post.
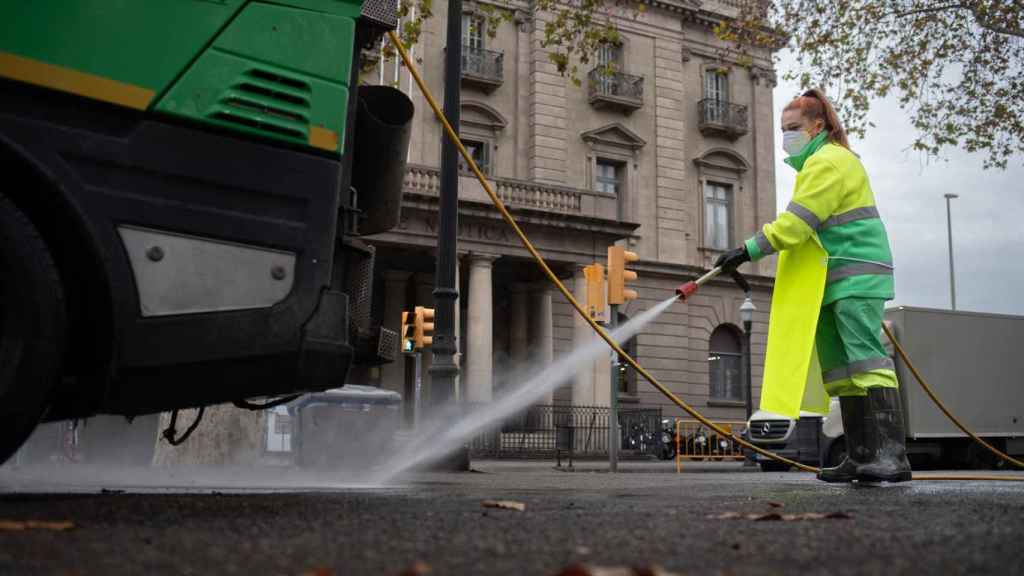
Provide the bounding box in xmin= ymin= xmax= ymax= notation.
xmin=428 ymin=0 xmax=468 ymax=470
xmin=739 ymin=295 xmax=756 ymax=421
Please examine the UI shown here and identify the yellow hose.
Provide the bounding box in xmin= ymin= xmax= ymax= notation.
xmin=386 ymin=31 xmax=1023 ymax=482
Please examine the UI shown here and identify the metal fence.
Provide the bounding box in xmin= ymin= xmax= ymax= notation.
xmin=672 ymin=419 xmax=747 ymax=471
xmin=469 ymin=405 xmax=662 ymax=460
xmin=587 ymin=67 xmax=644 ymax=102
xmin=461 ymin=45 xmax=504 ymax=82
xmin=698 ymin=98 xmax=749 ymax=130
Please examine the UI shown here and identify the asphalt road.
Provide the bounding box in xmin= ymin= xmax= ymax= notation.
xmin=1 ymin=460 xmax=1022 ymax=575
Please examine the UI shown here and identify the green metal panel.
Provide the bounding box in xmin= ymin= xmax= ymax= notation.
xmin=215 ymin=2 xmax=357 ymax=86
xmin=156 ymin=1 xmax=359 ymax=153
xmin=0 ymin=0 xmax=244 ymax=96
xmin=156 ymin=49 xmax=349 ymax=152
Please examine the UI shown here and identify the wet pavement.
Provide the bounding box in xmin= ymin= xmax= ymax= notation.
xmin=1 ymin=460 xmax=1022 ymax=575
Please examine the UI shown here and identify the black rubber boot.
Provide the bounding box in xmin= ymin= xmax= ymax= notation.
xmin=857 ymin=387 xmax=913 ymax=483
xmin=817 ymin=396 xmax=872 ymax=483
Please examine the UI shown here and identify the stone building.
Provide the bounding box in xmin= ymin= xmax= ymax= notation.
xmin=363 ymin=0 xmax=780 ymax=426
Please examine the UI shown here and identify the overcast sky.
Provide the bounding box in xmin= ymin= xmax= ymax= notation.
xmin=771 ymin=51 xmax=1024 ymax=316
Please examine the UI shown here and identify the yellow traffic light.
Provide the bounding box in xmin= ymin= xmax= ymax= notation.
xmin=584 ymin=263 xmax=606 ymax=321
xmin=413 ymin=306 xmax=435 ymax=349
xmin=608 ymin=245 xmax=639 ymax=304
xmin=400 ymin=310 xmax=414 ymax=353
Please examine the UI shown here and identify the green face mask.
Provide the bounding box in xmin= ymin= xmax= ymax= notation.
xmin=784 ymin=131 xmax=829 ymax=172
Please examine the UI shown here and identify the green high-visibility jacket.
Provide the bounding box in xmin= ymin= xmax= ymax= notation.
xmin=744 ymin=139 xmax=895 ymax=306
xmin=743 ymin=136 xmax=894 ymax=417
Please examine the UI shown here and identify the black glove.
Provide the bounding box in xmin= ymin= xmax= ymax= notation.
xmin=714 ymin=245 xmax=750 ymax=272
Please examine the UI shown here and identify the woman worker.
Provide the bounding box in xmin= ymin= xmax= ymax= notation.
xmin=715 ymin=88 xmax=912 ymax=483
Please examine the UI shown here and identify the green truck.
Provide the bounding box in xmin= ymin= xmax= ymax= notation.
xmin=0 ymin=0 xmax=413 ymax=463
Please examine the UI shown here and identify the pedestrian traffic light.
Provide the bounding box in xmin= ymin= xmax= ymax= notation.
xmin=413 ymin=306 xmax=435 ymax=349
xmin=400 ymin=310 xmax=414 ymax=353
xmin=608 ymin=245 xmax=639 ymax=304
xmin=584 ymin=263 xmax=606 ymax=321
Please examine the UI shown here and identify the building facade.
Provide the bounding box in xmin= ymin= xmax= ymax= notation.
xmin=364 ymin=0 xmax=780 ymax=425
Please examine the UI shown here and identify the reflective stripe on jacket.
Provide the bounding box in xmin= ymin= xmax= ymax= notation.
xmin=744 ymin=142 xmax=895 ymax=306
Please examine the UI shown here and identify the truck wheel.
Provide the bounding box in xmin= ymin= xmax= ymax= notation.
xmin=0 ymin=193 xmax=66 ymax=465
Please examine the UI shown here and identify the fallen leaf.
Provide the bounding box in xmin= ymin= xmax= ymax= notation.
xmin=767 ymin=501 xmax=784 ymax=508
xmin=482 ymin=499 xmax=526 ymax=512
xmin=706 ymin=512 xmax=744 ymax=520
xmin=397 ymin=561 xmax=431 ymax=576
xmin=0 ymin=520 xmax=75 ymax=532
xmin=707 ymin=511 xmax=852 ymax=522
xmin=555 ymin=565 xmax=682 ymax=576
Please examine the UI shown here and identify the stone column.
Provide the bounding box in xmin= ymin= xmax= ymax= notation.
xmin=531 ymin=283 xmax=555 ymax=405
xmin=380 ymin=270 xmax=412 ymax=396
xmin=510 ymin=283 xmax=530 ymax=366
xmin=465 ymin=253 xmax=499 ymax=403
xmin=571 ymin=266 xmax=595 ymax=406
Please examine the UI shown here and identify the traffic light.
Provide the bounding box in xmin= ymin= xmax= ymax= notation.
xmin=400 ymin=310 xmax=414 ymax=353
xmin=413 ymin=306 xmax=435 ymax=349
xmin=608 ymin=245 xmax=639 ymax=304
xmin=583 ymin=263 xmax=606 ymax=321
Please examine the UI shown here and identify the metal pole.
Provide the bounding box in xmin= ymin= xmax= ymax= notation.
xmin=608 ymin=304 xmax=619 ymax=472
xmin=426 ymin=0 xmax=466 ymax=469
xmin=413 ymin=351 xmax=422 ymax=428
xmin=430 ymin=0 xmax=463 ymax=398
xmin=944 ymin=193 xmax=958 ymax=311
xmin=743 ymin=320 xmax=753 ymax=422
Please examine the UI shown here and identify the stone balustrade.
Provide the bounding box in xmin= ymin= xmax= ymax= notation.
xmin=403 ymin=165 xmax=620 ymax=221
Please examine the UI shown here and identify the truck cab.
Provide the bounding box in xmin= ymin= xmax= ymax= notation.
xmin=0 ymin=0 xmax=411 ymax=463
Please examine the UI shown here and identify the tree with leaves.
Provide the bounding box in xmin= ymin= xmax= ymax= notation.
xmin=721 ymin=0 xmax=1024 ymax=169
xmin=377 ymin=0 xmax=645 ymax=85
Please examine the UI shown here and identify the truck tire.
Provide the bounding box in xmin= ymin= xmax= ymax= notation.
xmin=0 ymin=193 xmax=66 ymax=465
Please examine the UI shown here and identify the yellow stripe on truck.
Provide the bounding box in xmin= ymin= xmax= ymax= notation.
xmin=308 ymin=125 xmax=339 ymax=152
xmin=0 ymin=51 xmax=155 ymax=110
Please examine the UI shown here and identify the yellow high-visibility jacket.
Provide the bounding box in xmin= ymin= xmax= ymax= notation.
xmin=745 ymin=136 xmax=894 ymax=418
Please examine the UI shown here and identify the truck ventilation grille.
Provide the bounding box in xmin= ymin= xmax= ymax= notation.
xmin=211 ymin=69 xmax=312 ymax=143
xmin=361 ymin=0 xmax=398 ymax=30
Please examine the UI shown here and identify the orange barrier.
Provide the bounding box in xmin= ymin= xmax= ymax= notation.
xmin=674 ymin=419 xmax=747 ymax=472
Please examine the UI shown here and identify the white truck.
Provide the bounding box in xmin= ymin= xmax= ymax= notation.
xmin=747 ymin=306 xmax=1024 ymax=471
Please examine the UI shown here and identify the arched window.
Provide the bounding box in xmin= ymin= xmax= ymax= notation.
xmin=709 ymin=325 xmax=743 ymax=402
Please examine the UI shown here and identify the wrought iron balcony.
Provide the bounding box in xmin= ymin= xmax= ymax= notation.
xmin=461 ymin=45 xmax=504 ymax=92
xmin=698 ymin=98 xmax=749 ymax=139
xmin=587 ymin=67 xmax=644 ymax=114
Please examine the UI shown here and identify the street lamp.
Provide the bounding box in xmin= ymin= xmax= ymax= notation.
xmin=944 ymin=193 xmax=958 ymax=311
xmin=739 ymin=296 xmax=756 ymax=421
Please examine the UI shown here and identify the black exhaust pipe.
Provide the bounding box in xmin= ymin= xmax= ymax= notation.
xmin=351 ymin=85 xmax=414 ymax=235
